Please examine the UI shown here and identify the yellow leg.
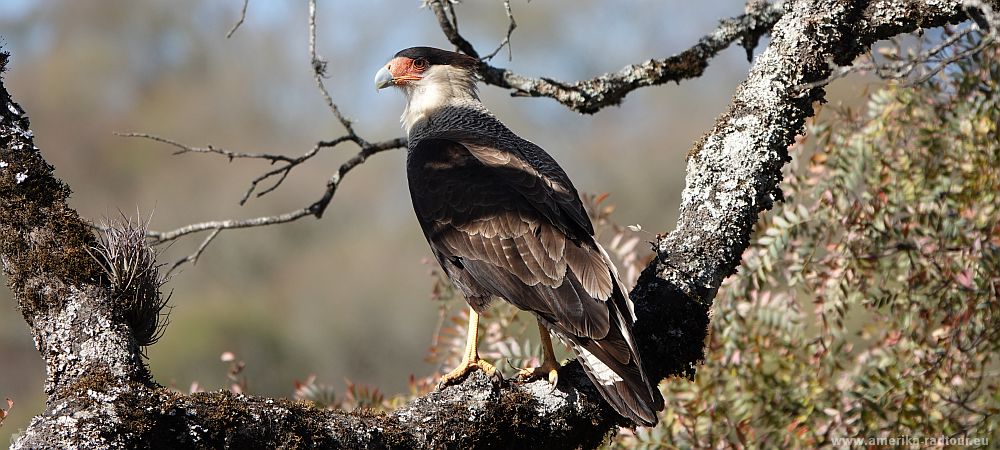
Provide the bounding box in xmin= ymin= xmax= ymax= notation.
xmin=516 ymin=320 xmax=560 ymax=386
xmin=438 ymin=308 xmax=497 ymax=387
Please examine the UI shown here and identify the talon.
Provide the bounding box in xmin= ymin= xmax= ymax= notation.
xmin=437 ymin=308 xmax=500 ymax=388
xmin=516 ymin=362 xmax=560 ymax=387
xmin=515 ymin=320 xmax=561 ymax=388
xmin=476 ymin=359 xmax=498 ymax=378
xmin=438 ymin=359 xmax=473 ymax=387
xmin=438 ymin=356 xmax=499 ymax=388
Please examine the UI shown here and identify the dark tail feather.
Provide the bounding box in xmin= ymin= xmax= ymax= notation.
xmin=571 ymin=339 xmax=661 ymax=426
xmin=565 ymin=277 xmax=663 ymax=426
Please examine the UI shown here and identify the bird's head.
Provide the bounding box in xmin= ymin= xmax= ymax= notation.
xmin=375 ymin=47 xmax=482 ymax=133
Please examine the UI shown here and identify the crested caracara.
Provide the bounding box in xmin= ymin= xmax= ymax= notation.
xmin=376 ymin=46 xmax=663 ymax=426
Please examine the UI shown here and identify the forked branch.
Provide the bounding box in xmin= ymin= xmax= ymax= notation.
xmin=425 ymin=0 xmax=786 ymax=113
xmin=125 ymin=0 xmax=407 ymax=272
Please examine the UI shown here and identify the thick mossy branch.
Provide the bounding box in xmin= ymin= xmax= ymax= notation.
xmin=0 ymin=53 xmax=104 ymax=319
xmin=15 ymin=371 xmax=614 ymax=450
xmin=2 ymin=50 xmax=152 ymax=446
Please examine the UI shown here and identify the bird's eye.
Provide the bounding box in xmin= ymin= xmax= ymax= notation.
xmin=413 ymin=58 xmax=429 ymax=70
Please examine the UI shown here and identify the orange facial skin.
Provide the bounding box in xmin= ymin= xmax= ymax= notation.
xmin=385 ymin=56 xmax=427 ymax=85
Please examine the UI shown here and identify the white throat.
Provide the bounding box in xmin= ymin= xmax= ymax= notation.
xmin=400 ymin=65 xmax=480 ymax=135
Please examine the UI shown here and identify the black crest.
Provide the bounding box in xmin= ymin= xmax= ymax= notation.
xmin=394 ymin=47 xmax=479 ymax=69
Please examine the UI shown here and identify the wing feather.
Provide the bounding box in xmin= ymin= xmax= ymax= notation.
xmin=513 ymin=234 xmax=549 ymax=286
xmin=538 ymin=225 xmax=565 ymax=262
xmin=407 ymin=135 xmax=661 ymax=425
xmin=565 ymin=244 xmax=614 ymax=300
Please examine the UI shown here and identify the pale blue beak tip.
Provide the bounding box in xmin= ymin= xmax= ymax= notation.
xmin=374 ymin=66 xmax=394 ymax=91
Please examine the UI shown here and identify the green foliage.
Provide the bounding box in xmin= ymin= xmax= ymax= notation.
xmin=615 ymin=39 xmax=1000 ymax=449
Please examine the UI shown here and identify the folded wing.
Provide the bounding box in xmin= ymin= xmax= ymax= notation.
xmin=408 ymin=136 xmax=663 ymax=425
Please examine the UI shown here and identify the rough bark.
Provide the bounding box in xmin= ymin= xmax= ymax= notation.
xmin=475 ymin=1 xmax=787 ymax=114
xmin=1 ymin=1 xmax=993 ymax=448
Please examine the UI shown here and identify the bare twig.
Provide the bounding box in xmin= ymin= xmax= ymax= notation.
xmin=796 ymin=26 xmax=994 ymax=91
xmin=427 ymin=0 xmax=786 ymax=113
xmin=310 ymin=137 xmax=408 ymax=218
xmin=426 ymin=0 xmax=479 ymax=58
xmin=145 ymin=136 xmax=406 ymax=245
xmin=118 ymin=132 xmax=347 ymax=205
xmin=905 ymin=32 xmax=994 ymax=84
xmin=236 ymin=137 xmax=350 ymax=204
xmin=126 ymin=0 xmax=410 ymax=271
xmin=166 ymin=227 xmax=220 ymax=276
xmin=147 ymin=207 xmax=313 ymax=244
xmin=482 ymin=0 xmax=516 ymax=62
xmin=117 ymin=132 xmax=295 ymax=163
xmin=309 ymin=0 xmax=354 ymax=134
xmin=226 ymin=0 xmax=250 ymax=38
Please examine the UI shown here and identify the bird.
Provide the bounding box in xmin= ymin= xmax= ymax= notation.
xmin=375 ymin=46 xmax=664 ymax=426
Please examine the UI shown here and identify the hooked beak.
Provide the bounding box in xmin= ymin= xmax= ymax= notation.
xmin=374 ymin=66 xmax=394 ymax=91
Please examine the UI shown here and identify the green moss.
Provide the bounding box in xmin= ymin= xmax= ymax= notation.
xmin=60 ymin=369 xmax=119 ymax=398
xmin=1 ymin=89 xmax=104 ymax=319
xmin=104 ymin=387 xmax=418 ymax=449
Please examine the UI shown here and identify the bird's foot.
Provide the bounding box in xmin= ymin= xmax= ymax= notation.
xmin=437 ymin=358 xmax=498 ymax=388
xmin=515 ymin=360 xmax=559 ymax=387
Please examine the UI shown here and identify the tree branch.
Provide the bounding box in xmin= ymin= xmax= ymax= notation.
xmin=123 ymin=0 xmax=408 ymax=272
xmin=1 ymin=50 xmax=153 ymax=448
xmin=2 ymin=1 xmax=994 ymax=448
xmin=632 ymin=0 xmax=989 ymax=385
xmin=426 ymin=0 xmax=480 ymax=59
xmin=226 ymin=0 xmax=250 ymax=39
xmin=480 ymin=0 xmax=517 ymax=62
xmin=427 ymin=0 xmax=787 ymax=113
xmin=140 ymin=137 xmax=406 ymax=244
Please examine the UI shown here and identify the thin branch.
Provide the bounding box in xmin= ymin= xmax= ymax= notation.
xmin=146 ymin=137 xmax=406 ymax=245
xmin=129 ymin=1 xmax=408 ymax=274
xmin=310 ymin=137 xmax=408 ymax=218
xmin=147 ymin=206 xmax=313 ymax=244
xmin=117 ymin=132 xmax=295 ymax=163
xmin=226 ymin=0 xmax=250 ymax=39
xmin=308 ymin=0 xmax=355 ymax=134
xmin=166 ymin=227 xmax=221 ymax=276
xmin=905 ymin=33 xmax=995 ymax=84
xmin=482 ymin=0 xmax=516 ymax=62
xmin=426 ymin=0 xmax=479 ymax=58
xmin=236 ymin=137 xmax=351 ymax=205
xmin=118 ymin=133 xmax=353 ymax=206
xmin=796 ymin=26 xmax=994 ymax=92
xmin=428 ymin=0 xmax=786 ymax=113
